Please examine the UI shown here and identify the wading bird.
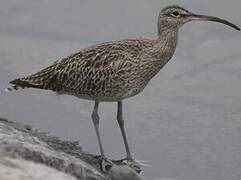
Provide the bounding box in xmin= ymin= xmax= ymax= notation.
xmin=7 ymin=5 xmax=240 ymax=172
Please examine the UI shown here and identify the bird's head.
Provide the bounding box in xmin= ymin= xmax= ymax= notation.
xmin=158 ymin=5 xmax=240 ymax=34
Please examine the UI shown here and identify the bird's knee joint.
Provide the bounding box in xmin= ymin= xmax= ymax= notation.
xmin=92 ymin=111 xmax=99 ymax=124
xmin=117 ymin=116 xmax=124 ymax=126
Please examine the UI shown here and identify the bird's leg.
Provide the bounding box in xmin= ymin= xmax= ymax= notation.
xmin=92 ymin=101 xmax=113 ymax=172
xmin=117 ymin=101 xmax=142 ymax=173
xmin=117 ymin=101 xmax=132 ymax=160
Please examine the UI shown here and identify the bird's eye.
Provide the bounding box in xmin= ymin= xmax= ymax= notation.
xmin=171 ymin=11 xmax=180 ymax=17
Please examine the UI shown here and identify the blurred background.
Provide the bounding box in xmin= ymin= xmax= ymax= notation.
xmin=0 ymin=0 xmax=241 ymax=180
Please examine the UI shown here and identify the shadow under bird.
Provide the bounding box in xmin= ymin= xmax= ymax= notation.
xmin=7 ymin=5 xmax=240 ymax=173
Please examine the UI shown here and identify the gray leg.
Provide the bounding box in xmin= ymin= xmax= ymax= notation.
xmin=117 ymin=101 xmax=132 ymax=160
xmin=92 ymin=101 xmax=112 ymax=172
xmin=117 ymin=101 xmax=142 ymax=173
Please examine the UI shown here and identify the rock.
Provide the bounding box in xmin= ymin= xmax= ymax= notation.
xmin=0 ymin=118 xmax=143 ymax=180
xmin=0 ymin=157 xmax=78 ymax=180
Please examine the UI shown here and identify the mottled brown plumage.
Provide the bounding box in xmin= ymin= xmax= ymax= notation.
xmin=8 ymin=5 xmax=240 ymax=172
xmin=10 ymin=37 xmax=177 ymax=101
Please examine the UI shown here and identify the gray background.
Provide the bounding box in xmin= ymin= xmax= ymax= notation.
xmin=0 ymin=0 xmax=241 ymax=180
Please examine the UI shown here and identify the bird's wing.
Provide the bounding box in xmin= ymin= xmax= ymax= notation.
xmin=9 ymin=39 xmax=154 ymax=92
xmin=54 ymin=39 xmax=154 ymax=93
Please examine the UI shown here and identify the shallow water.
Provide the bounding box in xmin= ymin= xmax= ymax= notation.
xmin=0 ymin=0 xmax=241 ymax=180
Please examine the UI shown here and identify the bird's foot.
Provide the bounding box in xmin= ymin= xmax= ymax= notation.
xmin=95 ymin=156 xmax=114 ymax=172
xmin=116 ymin=158 xmax=143 ymax=173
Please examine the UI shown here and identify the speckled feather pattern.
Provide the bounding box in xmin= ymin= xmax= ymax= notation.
xmin=10 ymin=31 xmax=177 ymax=101
xmin=9 ymin=6 xmax=185 ymax=101
xmin=10 ymin=4 xmax=239 ymax=101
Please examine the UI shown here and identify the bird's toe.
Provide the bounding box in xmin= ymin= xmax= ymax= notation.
xmin=116 ymin=158 xmax=142 ymax=173
xmin=97 ymin=156 xmax=113 ymax=172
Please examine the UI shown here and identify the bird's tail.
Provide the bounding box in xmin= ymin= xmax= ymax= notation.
xmin=5 ymin=84 xmax=26 ymax=92
xmin=5 ymin=78 xmax=43 ymax=92
xmin=6 ymin=62 xmax=59 ymax=92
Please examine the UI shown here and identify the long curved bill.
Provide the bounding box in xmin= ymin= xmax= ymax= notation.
xmin=188 ymin=13 xmax=240 ymax=31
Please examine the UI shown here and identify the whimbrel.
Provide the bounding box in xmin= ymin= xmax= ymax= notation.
xmin=7 ymin=5 xmax=240 ymax=172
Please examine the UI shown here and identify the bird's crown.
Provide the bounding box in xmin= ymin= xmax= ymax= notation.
xmin=160 ymin=5 xmax=190 ymax=17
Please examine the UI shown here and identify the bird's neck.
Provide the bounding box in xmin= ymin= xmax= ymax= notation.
xmin=151 ymin=29 xmax=178 ymax=63
xmin=136 ymin=29 xmax=179 ymax=85
xmin=157 ymin=28 xmax=178 ymax=53
xmin=140 ymin=29 xmax=178 ymax=82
